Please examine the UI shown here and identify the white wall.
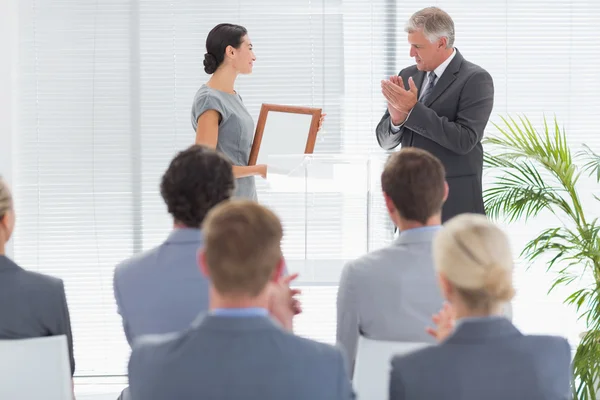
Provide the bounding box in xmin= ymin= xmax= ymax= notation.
xmin=0 ymin=0 xmax=18 ymax=257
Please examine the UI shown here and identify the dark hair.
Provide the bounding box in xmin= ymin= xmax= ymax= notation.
xmin=204 ymin=23 xmax=248 ymax=74
xmin=160 ymin=145 xmax=235 ymax=228
xmin=381 ymin=147 xmax=446 ymax=224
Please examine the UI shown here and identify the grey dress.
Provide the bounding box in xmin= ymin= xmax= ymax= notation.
xmin=191 ymin=84 xmax=257 ymax=200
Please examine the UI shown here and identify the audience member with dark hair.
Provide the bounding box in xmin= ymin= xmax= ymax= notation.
xmin=0 ymin=176 xmax=75 ymax=376
xmin=128 ymin=200 xmax=354 ymax=400
xmin=191 ymin=23 xmax=324 ymax=200
xmin=336 ymin=147 xmax=448 ymax=374
xmin=389 ymin=214 xmax=571 ymax=400
xmin=113 ymin=144 xmax=235 ymax=346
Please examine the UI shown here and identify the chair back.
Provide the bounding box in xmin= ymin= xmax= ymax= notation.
xmin=353 ymin=336 xmax=429 ymax=400
xmin=0 ymin=335 xmax=72 ymax=400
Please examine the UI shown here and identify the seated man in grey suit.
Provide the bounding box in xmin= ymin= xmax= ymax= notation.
xmin=336 ymin=147 xmax=447 ymax=374
xmin=128 ymin=200 xmax=355 ymax=400
xmin=0 ymin=176 xmax=75 ymax=376
xmin=113 ymin=145 xmax=235 ymax=345
xmin=389 ymin=214 xmax=572 ymax=400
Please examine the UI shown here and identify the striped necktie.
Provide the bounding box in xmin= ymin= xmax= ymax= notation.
xmin=419 ymin=71 xmax=437 ymax=104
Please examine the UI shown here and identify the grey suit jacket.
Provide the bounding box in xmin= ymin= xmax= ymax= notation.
xmin=336 ymin=227 xmax=444 ymax=374
xmin=376 ymin=49 xmax=494 ymax=222
xmin=0 ymin=255 xmax=75 ymax=375
xmin=113 ymin=228 xmax=210 ymax=345
xmin=389 ymin=317 xmax=572 ymax=400
xmin=128 ymin=314 xmax=355 ymax=400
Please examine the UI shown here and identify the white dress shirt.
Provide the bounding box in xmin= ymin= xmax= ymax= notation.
xmin=390 ymin=48 xmax=457 ymax=132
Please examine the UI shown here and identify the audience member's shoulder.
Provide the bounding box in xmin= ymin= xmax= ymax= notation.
xmin=521 ymin=334 xmax=571 ymax=357
xmin=10 ymin=260 xmax=64 ymax=289
xmin=7 ymin=261 xmax=66 ymax=299
xmin=281 ymin=329 xmax=345 ymax=363
xmin=391 ymin=343 xmax=437 ymax=370
xmin=343 ymin=243 xmax=405 ymax=275
xmin=114 ymin=246 xmax=161 ymax=279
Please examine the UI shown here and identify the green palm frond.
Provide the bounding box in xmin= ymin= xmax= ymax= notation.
xmin=578 ymin=144 xmax=600 ymax=183
xmin=483 ymin=155 xmax=572 ymax=222
xmin=484 ymin=114 xmax=600 ymax=400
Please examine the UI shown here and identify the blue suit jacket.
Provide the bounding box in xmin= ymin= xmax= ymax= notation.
xmin=128 ymin=314 xmax=355 ymax=400
xmin=389 ymin=317 xmax=572 ymax=400
xmin=113 ymin=228 xmax=209 ymax=345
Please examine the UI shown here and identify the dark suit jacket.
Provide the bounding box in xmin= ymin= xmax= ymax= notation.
xmin=0 ymin=255 xmax=75 ymax=375
xmin=376 ymin=49 xmax=494 ymax=222
xmin=128 ymin=314 xmax=355 ymax=400
xmin=389 ymin=318 xmax=572 ymax=400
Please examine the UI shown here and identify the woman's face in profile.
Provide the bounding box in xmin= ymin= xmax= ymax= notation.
xmin=233 ymin=35 xmax=256 ymax=75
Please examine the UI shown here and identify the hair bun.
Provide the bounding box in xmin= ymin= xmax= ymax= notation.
xmin=203 ymin=53 xmax=218 ymax=74
xmin=483 ymin=265 xmax=515 ymax=302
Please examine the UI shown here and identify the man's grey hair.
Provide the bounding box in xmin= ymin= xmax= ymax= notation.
xmin=405 ymin=7 xmax=455 ymax=48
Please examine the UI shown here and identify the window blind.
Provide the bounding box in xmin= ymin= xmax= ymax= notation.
xmin=13 ymin=0 xmax=600 ymax=377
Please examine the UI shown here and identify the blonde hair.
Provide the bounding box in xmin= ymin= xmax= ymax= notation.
xmin=202 ymin=200 xmax=283 ymax=297
xmin=0 ymin=177 xmax=12 ymax=218
xmin=433 ymin=214 xmax=515 ymax=309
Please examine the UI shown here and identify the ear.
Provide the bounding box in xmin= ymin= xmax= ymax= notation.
xmin=438 ymin=37 xmax=447 ymax=49
xmin=197 ymin=249 xmax=210 ymax=278
xmin=437 ymin=272 xmax=453 ymax=300
xmin=272 ymin=256 xmax=285 ymax=282
xmin=442 ymin=181 xmax=449 ymax=202
xmin=225 ymin=45 xmax=236 ymax=58
xmin=383 ymin=192 xmax=396 ymax=215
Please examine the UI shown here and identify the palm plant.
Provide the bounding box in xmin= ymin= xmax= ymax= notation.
xmin=483 ymin=115 xmax=600 ymax=399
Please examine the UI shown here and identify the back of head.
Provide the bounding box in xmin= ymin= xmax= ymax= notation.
xmin=204 ymin=23 xmax=248 ymax=74
xmin=405 ymin=7 xmax=455 ymax=48
xmin=160 ymin=145 xmax=234 ymax=228
xmin=0 ymin=176 xmax=14 ymax=243
xmin=202 ymin=200 xmax=283 ymax=297
xmin=433 ymin=214 xmax=515 ymax=310
xmin=381 ymin=148 xmax=446 ymax=224
xmin=0 ymin=177 xmax=12 ymax=219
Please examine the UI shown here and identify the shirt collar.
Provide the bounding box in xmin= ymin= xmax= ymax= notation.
xmin=432 ymin=48 xmax=457 ymax=79
xmin=165 ymin=227 xmax=203 ymax=244
xmin=395 ymin=225 xmax=442 ymax=246
xmin=210 ymin=307 xmax=269 ymax=318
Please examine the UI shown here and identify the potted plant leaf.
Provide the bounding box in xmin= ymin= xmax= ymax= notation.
xmin=483 ymin=115 xmax=600 ymax=400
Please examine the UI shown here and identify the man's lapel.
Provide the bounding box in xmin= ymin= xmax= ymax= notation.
xmin=410 ymin=70 xmax=426 ymax=93
xmin=423 ymin=49 xmax=464 ymax=107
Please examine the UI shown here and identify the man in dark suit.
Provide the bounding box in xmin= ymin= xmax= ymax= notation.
xmin=376 ymin=6 xmax=494 ymax=222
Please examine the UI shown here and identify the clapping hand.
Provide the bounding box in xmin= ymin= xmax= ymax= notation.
xmin=381 ymin=76 xmax=418 ymax=125
xmin=426 ymin=302 xmax=456 ymax=343
xmin=268 ymin=273 xmax=302 ymax=331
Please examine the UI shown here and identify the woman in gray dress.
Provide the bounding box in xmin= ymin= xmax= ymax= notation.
xmin=191 ymin=23 xmax=260 ymax=200
xmin=192 ymin=23 xmax=323 ymax=200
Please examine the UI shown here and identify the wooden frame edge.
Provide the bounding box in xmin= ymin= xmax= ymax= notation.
xmin=248 ymin=103 xmax=322 ymax=166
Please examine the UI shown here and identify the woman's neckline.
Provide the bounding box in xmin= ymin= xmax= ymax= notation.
xmin=203 ymin=83 xmax=237 ymax=96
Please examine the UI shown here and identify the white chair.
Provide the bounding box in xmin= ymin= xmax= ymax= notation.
xmin=0 ymin=335 xmax=72 ymax=400
xmin=352 ymin=336 xmax=429 ymax=400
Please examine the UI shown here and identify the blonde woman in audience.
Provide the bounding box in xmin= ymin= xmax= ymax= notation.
xmin=389 ymin=214 xmax=572 ymax=400
xmin=0 ymin=177 xmax=75 ymax=375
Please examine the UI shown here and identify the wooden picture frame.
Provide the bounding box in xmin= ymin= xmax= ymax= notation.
xmin=248 ymin=103 xmax=322 ymax=166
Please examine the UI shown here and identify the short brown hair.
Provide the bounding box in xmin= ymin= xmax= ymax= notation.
xmin=381 ymin=148 xmax=446 ymax=223
xmin=202 ymin=200 xmax=283 ymax=297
